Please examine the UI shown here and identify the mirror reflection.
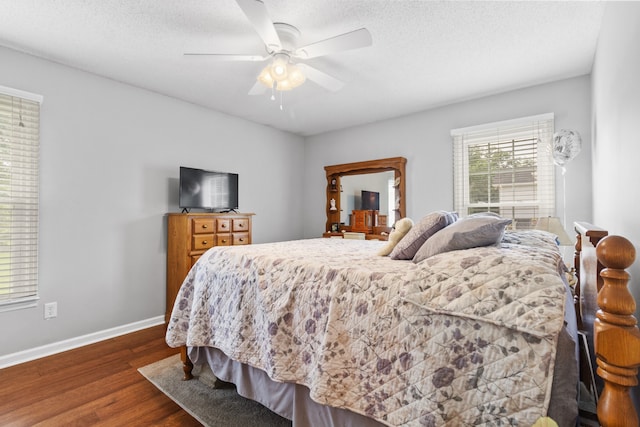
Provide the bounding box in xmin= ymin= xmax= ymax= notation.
xmin=340 ymin=171 xmax=396 ymax=226
xmin=325 ymin=157 xmax=406 ymax=239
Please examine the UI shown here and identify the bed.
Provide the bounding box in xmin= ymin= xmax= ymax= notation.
xmin=165 ymin=218 xmax=639 ymax=427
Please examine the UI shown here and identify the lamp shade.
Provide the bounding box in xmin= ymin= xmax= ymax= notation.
xmin=534 ymin=217 xmax=573 ymax=246
xmin=286 ymin=64 xmax=305 ymax=87
xmin=269 ymin=57 xmax=289 ymax=82
xmin=257 ymin=66 xmax=275 ymax=88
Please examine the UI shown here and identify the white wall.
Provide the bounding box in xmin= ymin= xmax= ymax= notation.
xmin=591 ymin=3 xmax=640 ymax=316
xmin=303 ymin=76 xmax=593 ymax=239
xmin=0 ymin=46 xmax=305 ymax=356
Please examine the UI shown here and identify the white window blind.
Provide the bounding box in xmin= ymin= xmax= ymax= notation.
xmin=452 ymin=114 xmax=555 ymax=229
xmin=0 ymin=86 xmax=41 ymax=309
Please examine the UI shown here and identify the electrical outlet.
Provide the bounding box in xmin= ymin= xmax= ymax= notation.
xmin=44 ymin=302 xmax=57 ymax=319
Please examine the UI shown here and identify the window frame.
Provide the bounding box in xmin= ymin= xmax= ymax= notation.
xmin=0 ymin=85 xmax=43 ymax=312
xmin=452 ymin=113 xmax=555 ymax=228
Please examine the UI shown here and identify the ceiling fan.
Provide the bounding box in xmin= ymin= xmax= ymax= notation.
xmin=185 ymin=0 xmax=373 ymax=96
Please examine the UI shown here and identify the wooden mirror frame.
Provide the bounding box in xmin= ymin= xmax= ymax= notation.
xmin=324 ymin=157 xmax=407 ymax=233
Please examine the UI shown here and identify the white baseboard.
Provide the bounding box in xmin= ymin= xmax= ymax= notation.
xmin=0 ymin=316 xmax=165 ymax=369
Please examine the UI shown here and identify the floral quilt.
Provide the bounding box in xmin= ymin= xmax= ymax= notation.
xmin=166 ymin=231 xmax=567 ymax=426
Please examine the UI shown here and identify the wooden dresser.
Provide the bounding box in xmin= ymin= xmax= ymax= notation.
xmin=165 ymin=212 xmax=254 ymax=322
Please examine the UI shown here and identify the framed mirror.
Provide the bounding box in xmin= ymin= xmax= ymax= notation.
xmin=324 ymin=157 xmax=406 ymax=235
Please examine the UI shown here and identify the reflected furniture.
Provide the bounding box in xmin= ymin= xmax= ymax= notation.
xmin=351 ymin=209 xmax=376 ymax=232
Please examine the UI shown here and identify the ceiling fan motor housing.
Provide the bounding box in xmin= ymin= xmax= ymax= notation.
xmin=271 ymin=23 xmax=301 ymax=55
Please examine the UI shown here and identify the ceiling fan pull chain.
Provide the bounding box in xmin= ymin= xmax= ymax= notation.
xmin=270 ymin=82 xmax=276 ymax=101
xmin=280 ymin=91 xmax=284 ymax=111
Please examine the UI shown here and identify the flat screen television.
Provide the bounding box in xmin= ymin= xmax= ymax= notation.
xmin=179 ymin=166 xmax=239 ymax=212
xmin=361 ymin=190 xmax=380 ymax=211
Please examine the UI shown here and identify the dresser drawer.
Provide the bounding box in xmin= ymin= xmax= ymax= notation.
xmin=190 ymin=254 xmax=202 ymax=267
xmin=232 ymin=218 xmax=249 ymax=232
xmin=192 ymin=234 xmax=215 ymax=251
xmin=192 ymin=218 xmax=215 ymax=234
xmin=217 ymin=219 xmax=231 ymax=233
xmin=216 ymin=234 xmax=232 ymax=246
xmin=233 ymin=232 xmax=250 ymax=245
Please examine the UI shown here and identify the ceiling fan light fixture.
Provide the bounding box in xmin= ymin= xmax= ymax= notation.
xmin=276 ymin=80 xmax=293 ymax=91
xmin=257 ymin=66 xmax=274 ymax=87
xmin=258 ymin=59 xmax=305 ymax=91
xmin=287 ymin=64 xmax=305 ymax=87
xmin=269 ymin=54 xmax=290 ymax=82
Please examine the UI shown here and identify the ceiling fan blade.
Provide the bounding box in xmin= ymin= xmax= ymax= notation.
xmin=248 ymin=81 xmax=268 ymax=95
xmin=183 ymin=53 xmax=268 ymax=61
xmin=296 ymin=28 xmax=372 ymax=59
xmin=297 ymin=64 xmax=345 ymax=92
xmin=235 ymin=0 xmax=281 ymax=51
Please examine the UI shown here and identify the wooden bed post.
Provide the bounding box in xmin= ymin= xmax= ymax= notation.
xmin=181 ymin=346 xmax=193 ymax=380
xmin=594 ymin=235 xmax=640 ymax=427
xmin=574 ymin=231 xmax=585 ymax=328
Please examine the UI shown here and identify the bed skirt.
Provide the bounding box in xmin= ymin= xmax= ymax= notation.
xmin=189 ymin=346 xmax=385 ymax=427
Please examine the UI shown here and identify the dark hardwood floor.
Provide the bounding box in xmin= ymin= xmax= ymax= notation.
xmin=0 ymin=324 xmax=202 ymax=426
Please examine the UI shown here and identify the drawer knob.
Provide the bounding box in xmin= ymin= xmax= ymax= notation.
xmin=202 ymin=224 xmax=208 ymax=229
xmin=238 ymin=223 xmax=244 ymax=228
xmin=202 ymin=240 xmax=207 ymax=245
xmin=221 ymin=239 xmax=227 ymax=243
xmin=222 ymin=224 xmax=227 ymax=228
xmin=239 ymin=238 xmax=244 ymax=242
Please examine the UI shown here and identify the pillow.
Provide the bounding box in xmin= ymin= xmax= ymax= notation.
xmin=467 ymin=211 xmax=501 ymax=218
xmin=389 ymin=211 xmax=458 ymax=260
xmin=412 ymin=215 xmax=512 ymax=263
xmin=377 ymin=217 xmax=414 ymax=256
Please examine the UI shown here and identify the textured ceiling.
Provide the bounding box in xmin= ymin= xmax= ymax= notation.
xmin=0 ymin=1 xmax=606 ymax=136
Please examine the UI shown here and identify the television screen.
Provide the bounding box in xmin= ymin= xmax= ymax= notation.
xmin=179 ymin=167 xmax=239 ymax=211
xmin=361 ymin=190 xmax=380 ymax=210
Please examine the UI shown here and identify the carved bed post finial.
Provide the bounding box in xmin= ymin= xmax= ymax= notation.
xmin=594 ymin=235 xmax=640 ymax=427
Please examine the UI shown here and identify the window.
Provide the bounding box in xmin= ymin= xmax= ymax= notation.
xmin=0 ymin=85 xmax=42 ymax=311
xmin=452 ymin=113 xmax=555 ymax=229
xmin=387 ymin=178 xmax=395 ymax=225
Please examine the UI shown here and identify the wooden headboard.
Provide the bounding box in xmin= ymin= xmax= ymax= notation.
xmin=575 ymin=222 xmax=640 ymax=427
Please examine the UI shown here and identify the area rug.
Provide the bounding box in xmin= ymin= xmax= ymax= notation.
xmin=138 ymin=354 xmax=291 ymax=427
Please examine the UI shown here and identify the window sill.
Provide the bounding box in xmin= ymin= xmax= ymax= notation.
xmin=0 ymin=296 xmax=39 ymax=313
